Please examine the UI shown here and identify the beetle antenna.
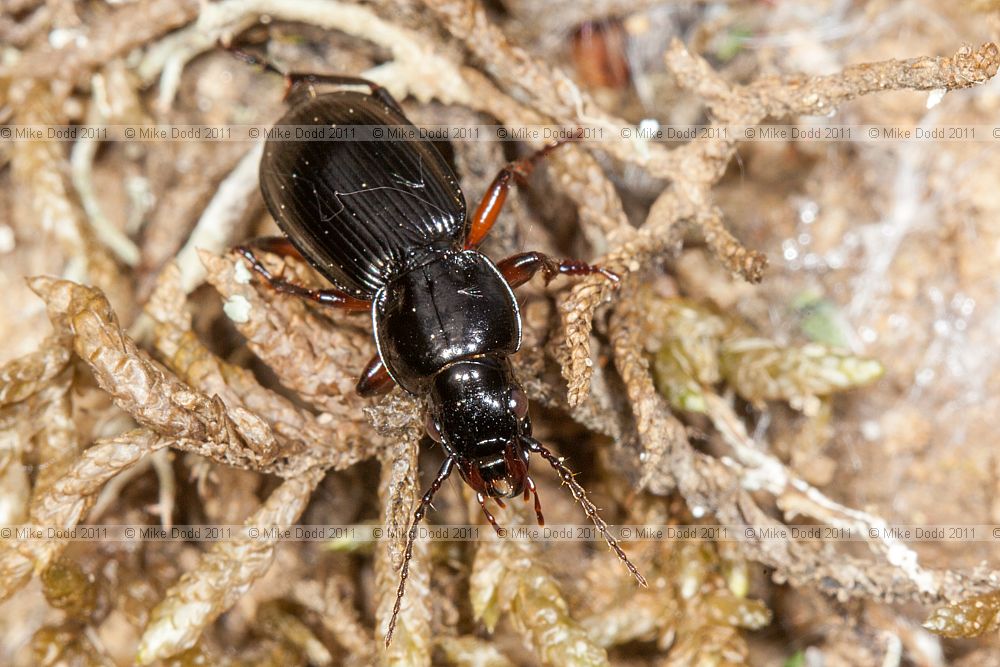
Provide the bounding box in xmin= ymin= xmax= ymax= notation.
xmin=523 ymin=437 xmax=646 ymax=587
xmin=386 ymin=457 xmax=455 ymax=647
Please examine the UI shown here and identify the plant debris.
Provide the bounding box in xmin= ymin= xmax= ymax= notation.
xmin=2 ymin=1 xmax=1000 ymax=664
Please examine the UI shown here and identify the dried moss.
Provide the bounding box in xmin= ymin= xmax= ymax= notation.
xmin=1 ymin=1 xmax=999 ymax=664
xmin=41 ymin=559 xmax=98 ymax=619
xmin=645 ymin=294 xmax=883 ymax=415
xmin=924 ymin=591 xmax=1000 ymax=638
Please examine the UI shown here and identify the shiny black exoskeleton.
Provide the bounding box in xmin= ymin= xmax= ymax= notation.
xmin=257 ymin=88 xmax=536 ymax=500
xmin=233 ymin=59 xmax=644 ymax=645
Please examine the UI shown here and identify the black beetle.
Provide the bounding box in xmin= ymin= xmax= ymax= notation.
xmin=232 ymin=54 xmax=646 ymax=645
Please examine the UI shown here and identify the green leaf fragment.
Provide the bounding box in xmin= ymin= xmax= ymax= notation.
xmin=720 ymin=339 xmax=883 ymax=409
xmin=723 ymin=559 xmax=750 ymax=598
xmin=646 ymin=296 xmax=881 ymax=414
xmin=647 ymin=299 xmax=731 ymax=413
xmin=471 ymin=535 xmax=609 ymax=666
xmin=510 ymin=569 xmax=611 ymax=667
xmin=794 ymin=293 xmax=853 ymax=349
xmin=30 ymin=625 xmax=106 ymax=667
xmin=715 ymin=25 xmax=753 ymax=62
xmin=255 ymin=600 xmax=331 ymax=665
xmin=654 ymin=345 xmax=708 ymax=413
xmin=784 ymin=650 xmax=807 ymax=667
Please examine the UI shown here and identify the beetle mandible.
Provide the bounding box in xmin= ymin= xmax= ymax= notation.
xmin=231 ymin=52 xmax=647 ymax=646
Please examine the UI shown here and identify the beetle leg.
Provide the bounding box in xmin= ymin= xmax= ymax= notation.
xmin=226 ymin=45 xmax=404 ymax=112
xmin=283 ymin=73 xmax=405 ymax=114
xmin=238 ymin=235 xmax=302 ymax=259
xmin=496 ymin=251 xmax=619 ymax=288
xmin=465 ymin=137 xmax=577 ymax=249
xmin=355 ymin=355 xmax=396 ymax=397
xmin=233 ymin=246 xmax=371 ymax=311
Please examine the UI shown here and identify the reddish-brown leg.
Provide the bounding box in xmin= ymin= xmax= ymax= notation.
xmin=477 ymin=492 xmax=502 ymax=535
xmin=496 ymin=251 xmax=620 ymax=289
xmin=465 ymin=138 xmax=577 ymax=249
xmin=239 ymin=235 xmax=301 ymax=258
xmin=525 ymin=476 xmax=545 ymax=526
xmin=234 ymin=244 xmax=371 ymax=311
xmin=355 ymin=355 xmax=396 ymax=397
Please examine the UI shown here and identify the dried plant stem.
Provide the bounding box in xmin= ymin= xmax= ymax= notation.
xmin=668 ymin=41 xmax=1000 ymax=121
xmin=416 ymin=0 xmax=678 ymax=176
xmin=559 ymin=38 xmax=999 ymax=407
xmin=32 ymin=368 xmax=79 ymax=490
xmin=470 ymin=501 xmax=610 ymax=666
xmin=175 ymin=143 xmax=264 ymax=294
xmin=149 ymin=263 xmax=371 ymax=470
xmin=12 ymin=83 xmax=86 ymax=265
xmin=137 ymin=467 xmax=325 ymax=664
xmin=69 ymin=62 xmax=143 ymax=267
xmin=609 ymin=282 xmax=702 ymax=499
xmin=29 ymin=276 xmax=293 ymax=473
xmin=695 ymin=206 xmax=768 ymax=284
xmin=0 ymin=0 xmax=199 ymax=91
xmin=703 ymin=393 xmax=938 ymax=596
xmin=375 ymin=432 xmax=432 ymax=665
xmin=200 ymin=252 xmax=375 ymax=414
xmin=295 ymin=578 xmax=377 ymax=665
xmin=0 ymin=429 xmax=166 ymax=602
xmin=137 ymin=13 xmax=258 ymax=111
xmin=454 ymin=68 xmax=632 ymax=250
xmin=11 ymin=81 xmax=135 ymax=330
xmin=561 ymin=189 xmax=690 ymax=407
xmin=196 ymin=0 xmax=474 ymax=105
xmin=436 ymin=636 xmax=516 ymax=667
xmin=0 ymin=405 xmax=32 ymax=527
xmin=609 ymin=281 xmax=1000 ymax=605
xmin=0 ymin=334 xmax=72 ymax=407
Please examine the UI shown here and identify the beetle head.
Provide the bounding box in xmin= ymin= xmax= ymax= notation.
xmin=426 ymin=356 xmax=531 ymax=498
xmin=391 ymin=363 xmax=648 ymax=651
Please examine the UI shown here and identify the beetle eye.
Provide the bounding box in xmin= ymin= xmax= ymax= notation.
xmin=510 ymin=387 xmax=529 ymax=419
xmin=425 ymin=412 xmax=442 ymax=443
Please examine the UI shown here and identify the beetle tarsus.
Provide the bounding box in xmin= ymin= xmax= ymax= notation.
xmin=497 ymin=251 xmax=620 ymax=289
xmin=234 ymin=245 xmax=279 ymax=281
xmin=234 ymin=247 xmax=372 ymax=311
